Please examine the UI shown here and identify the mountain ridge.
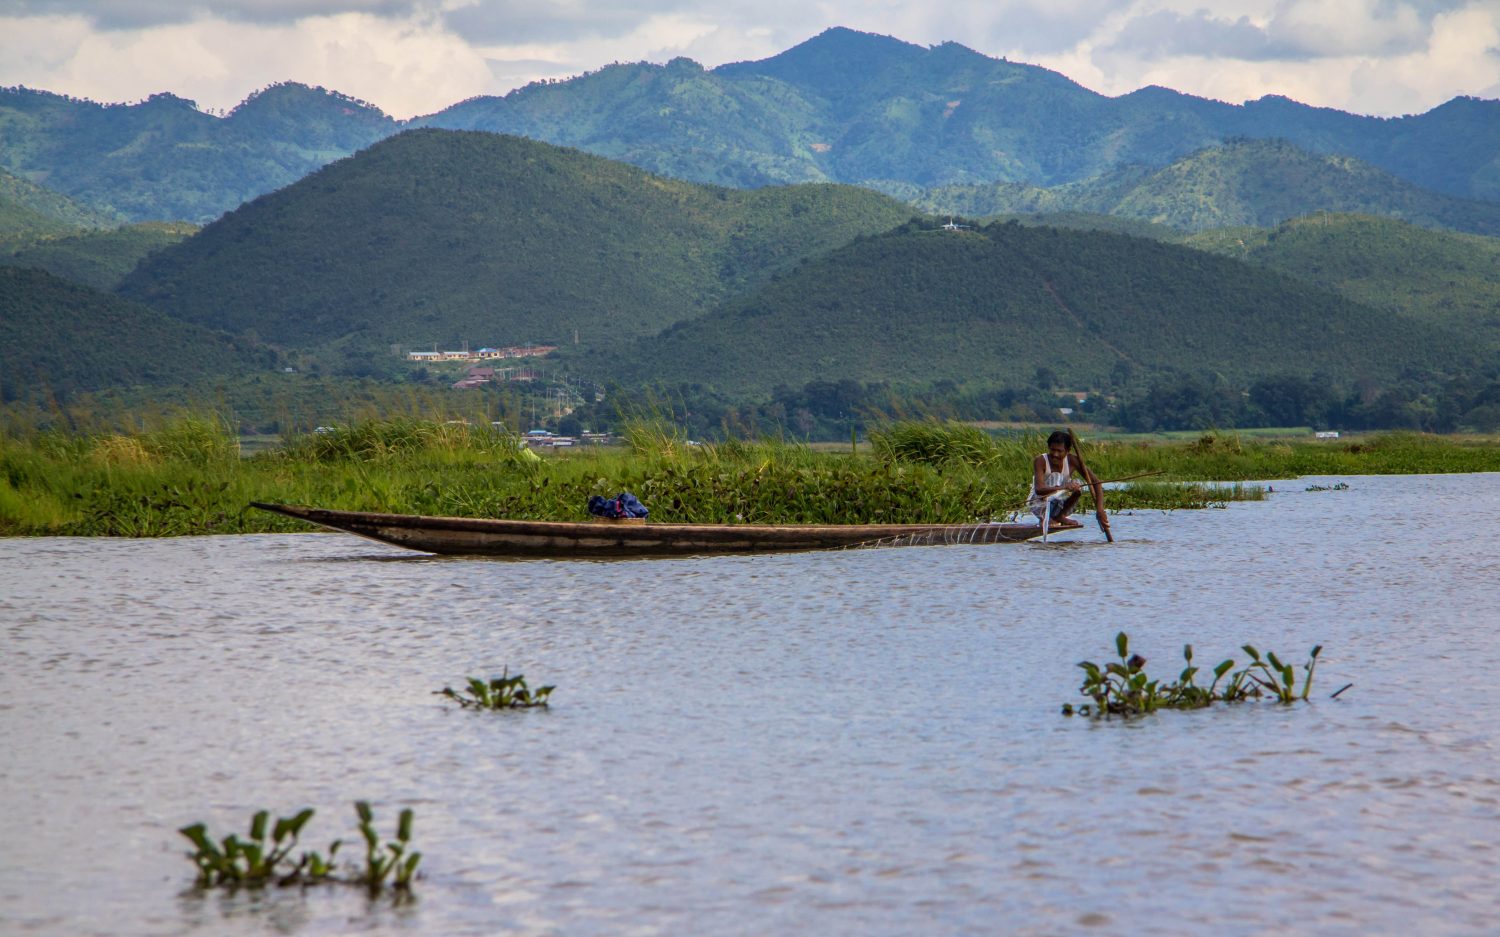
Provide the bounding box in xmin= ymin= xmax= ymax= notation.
xmin=3 ymin=28 xmax=1497 ymax=222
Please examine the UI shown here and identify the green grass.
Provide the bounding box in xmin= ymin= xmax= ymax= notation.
xmin=2 ymin=419 xmax=1496 ymax=537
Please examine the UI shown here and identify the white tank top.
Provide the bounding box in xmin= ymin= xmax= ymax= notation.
xmin=1029 ymin=454 xmax=1070 ymax=504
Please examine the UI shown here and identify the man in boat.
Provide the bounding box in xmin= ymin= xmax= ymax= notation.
xmin=1028 ymin=430 xmax=1102 ymax=530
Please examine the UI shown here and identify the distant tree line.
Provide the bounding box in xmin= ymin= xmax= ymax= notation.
xmin=564 ymin=369 xmax=1500 ymax=441
xmin=1110 ymin=370 xmax=1500 ymax=434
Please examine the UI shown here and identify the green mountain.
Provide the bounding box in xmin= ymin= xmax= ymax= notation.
xmin=425 ymin=28 xmax=1500 ymax=200
xmin=588 ymin=219 xmax=1465 ymax=395
xmin=2 ymin=222 xmax=197 ymax=291
xmin=0 ymin=167 xmax=121 ymax=240
xmin=117 ymin=129 xmax=916 ymax=356
xmin=1186 ymin=213 xmax=1500 ymax=353
xmin=5 ymin=29 xmax=1498 ymax=224
xmin=913 ymin=139 xmax=1500 ymax=235
xmin=0 ymin=266 xmax=275 ymax=403
xmin=0 ymin=83 xmax=397 ymax=222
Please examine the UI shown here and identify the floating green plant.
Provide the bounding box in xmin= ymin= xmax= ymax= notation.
xmin=179 ymin=808 xmax=338 ymax=889
xmin=355 ymin=801 xmax=421 ymax=895
xmin=1305 ymin=482 xmax=1351 ymax=491
xmin=437 ymin=670 xmax=554 ymax=710
xmin=179 ymin=802 xmax=418 ymax=894
xmin=1062 ymin=631 xmax=1330 ymax=717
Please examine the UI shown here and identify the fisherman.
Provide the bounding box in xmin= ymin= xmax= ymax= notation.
xmin=1028 ymin=430 xmax=1103 ymax=531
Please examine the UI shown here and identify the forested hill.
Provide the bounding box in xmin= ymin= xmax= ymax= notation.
xmin=5 ymin=29 xmax=1498 ymax=224
xmin=912 ymin=140 xmax=1500 ymax=236
xmin=0 ymin=167 xmax=121 ymax=240
xmin=424 ymin=28 xmax=1500 ymax=200
xmin=117 ymin=129 xmax=916 ymax=356
xmin=0 ymin=83 xmax=397 ymax=222
xmin=590 ymin=220 xmax=1467 ymax=395
xmin=1 ymin=222 xmax=197 ymax=291
xmin=1186 ymin=214 xmax=1500 ymax=354
xmin=0 ymin=267 xmax=274 ymax=403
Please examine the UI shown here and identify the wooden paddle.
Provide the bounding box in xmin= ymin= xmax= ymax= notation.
xmin=1066 ymin=429 xmax=1113 ymax=542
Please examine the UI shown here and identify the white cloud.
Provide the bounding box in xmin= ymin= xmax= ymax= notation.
xmin=0 ymin=10 xmax=492 ymax=117
xmin=1264 ymin=0 xmax=1429 ymax=57
xmin=7 ymin=0 xmax=427 ymax=30
xmin=1030 ymin=0 xmax=1500 ymax=115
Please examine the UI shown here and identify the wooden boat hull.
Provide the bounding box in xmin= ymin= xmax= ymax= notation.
xmin=250 ymin=502 xmax=1047 ymax=558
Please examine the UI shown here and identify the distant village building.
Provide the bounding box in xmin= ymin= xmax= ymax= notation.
xmin=407 ymin=344 xmax=559 ymax=363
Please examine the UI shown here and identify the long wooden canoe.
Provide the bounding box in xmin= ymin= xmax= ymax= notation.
xmin=250 ymin=502 xmax=1049 ymax=558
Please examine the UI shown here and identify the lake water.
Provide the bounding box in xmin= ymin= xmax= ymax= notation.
xmin=3 ymin=473 xmax=1499 ymax=936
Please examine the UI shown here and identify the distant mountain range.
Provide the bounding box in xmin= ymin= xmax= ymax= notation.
xmin=2 ymin=27 xmax=1497 ymax=224
xmin=0 ymin=83 xmax=397 ymax=223
xmin=424 ymin=29 xmax=1500 ymax=201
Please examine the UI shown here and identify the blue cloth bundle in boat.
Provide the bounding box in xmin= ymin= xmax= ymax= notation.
xmin=588 ymin=492 xmax=648 ymax=518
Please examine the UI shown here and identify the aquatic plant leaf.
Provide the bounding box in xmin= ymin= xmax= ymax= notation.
xmin=397 ymin=809 xmax=413 ymax=843
xmin=1242 ymin=644 xmax=1261 ymax=662
xmin=355 ymin=801 xmax=373 ymax=825
xmin=180 ymin=823 xmax=218 ymax=856
xmin=1213 ymin=660 xmax=1234 ymax=679
xmin=249 ymin=810 xmax=268 ymax=842
xmin=1115 ymin=632 xmax=1129 ymax=659
xmin=399 ymin=852 xmax=421 ymax=883
xmin=241 ymin=843 xmax=264 ymax=871
xmin=274 ymin=808 xmax=314 ymax=842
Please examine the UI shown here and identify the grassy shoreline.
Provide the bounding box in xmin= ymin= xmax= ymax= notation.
xmin=2 ymin=419 xmax=1496 ymax=537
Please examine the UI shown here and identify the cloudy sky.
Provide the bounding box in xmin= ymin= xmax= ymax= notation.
xmin=1 ymin=0 xmax=1497 ymax=119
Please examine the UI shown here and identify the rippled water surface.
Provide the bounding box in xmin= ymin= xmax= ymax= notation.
xmin=3 ymin=474 xmax=1499 ymax=935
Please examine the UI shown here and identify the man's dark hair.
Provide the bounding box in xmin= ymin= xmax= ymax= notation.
xmin=1047 ymin=430 xmax=1071 ymax=447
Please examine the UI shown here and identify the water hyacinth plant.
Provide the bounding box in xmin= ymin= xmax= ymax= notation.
xmin=437 ymin=670 xmax=554 ymax=710
xmin=179 ymin=808 xmax=337 ymax=889
xmin=1062 ymin=631 xmax=1330 ymax=717
xmin=179 ymin=802 xmax=418 ymax=893
xmin=355 ymin=801 xmax=421 ymax=895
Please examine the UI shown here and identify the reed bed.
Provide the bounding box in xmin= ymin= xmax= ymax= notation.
xmin=2 ymin=418 xmax=1494 ymax=537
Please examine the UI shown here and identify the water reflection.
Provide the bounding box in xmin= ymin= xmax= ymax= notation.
xmin=1 ymin=473 xmax=1498 ymax=935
